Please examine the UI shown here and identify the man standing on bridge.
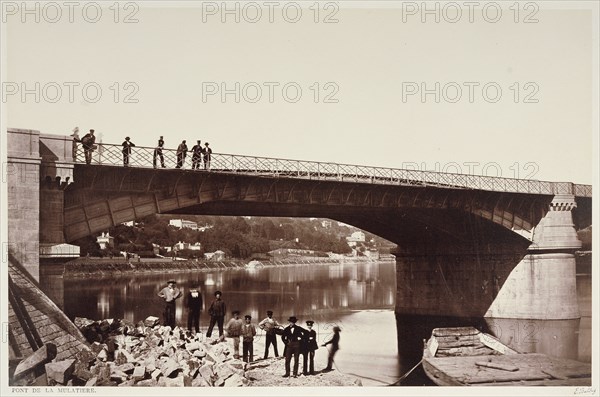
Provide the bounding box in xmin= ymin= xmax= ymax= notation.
xmin=203 ymin=142 xmax=212 ymax=170
xmin=122 ymin=137 xmax=135 ymax=166
xmin=191 ymin=140 xmax=203 ymax=170
xmin=176 ymin=140 xmax=188 ymax=169
xmin=153 ymin=136 xmax=165 ymax=168
xmin=81 ymin=129 xmax=96 ymax=164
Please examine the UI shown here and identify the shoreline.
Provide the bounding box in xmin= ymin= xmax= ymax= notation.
xmin=57 ymin=256 xmax=395 ymax=278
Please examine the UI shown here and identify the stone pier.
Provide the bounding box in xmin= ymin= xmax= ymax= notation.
xmin=485 ymin=194 xmax=582 ymax=320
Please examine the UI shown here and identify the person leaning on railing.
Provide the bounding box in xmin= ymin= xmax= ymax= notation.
xmin=176 ymin=140 xmax=188 ymax=169
xmin=122 ymin=137 xmax=135 ymax=167
xmin=80 ymin=129 xmax=96 ymax=164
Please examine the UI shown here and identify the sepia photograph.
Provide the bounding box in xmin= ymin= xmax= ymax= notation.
xmin=0 ymin=1 xmax=598 ymax=396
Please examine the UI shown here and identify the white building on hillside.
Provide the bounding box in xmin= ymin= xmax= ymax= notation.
xmin=169 ymin=219 xmax=198 ymax=230
xmin=346 ymin=231 xmax=366 ymax=247
xmin=96 ymin=232 xmax=114 ymax=249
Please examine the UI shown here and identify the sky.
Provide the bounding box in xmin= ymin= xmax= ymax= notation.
xmin=2 ymin=1 xmax=597 ymax=185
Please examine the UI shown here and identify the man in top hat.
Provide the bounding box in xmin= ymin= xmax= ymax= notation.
xmin=157 ymin=280 xmax=181 ymax=329
xmin=322 ymin=325 xmax=341 ymax=372
xmin=206 ymin=290 xmax=226 ymax=338
xmin=259 ymin=310 xmax=282 ymax=359
xmin=225 ymin=310 xmax=243 ymax=358
xmin=122 ymin=136 xmax=135 ymax=166
xmin=184 ymin=285 xmax=203 ymax=334
xmin=281 ymin=316 xmax=306 ymax=378
xmin=153 ymin=136 xmax=165 ymax=168
xmin=81 ymin=129 xmax=96 ymax=164
xmin=202 ymin=142 xmax=212 ymax=170
xmin=302 ymin=320 xmax=319 ymax=375
xmin=241 ymin=315 xmax=257 ymax=363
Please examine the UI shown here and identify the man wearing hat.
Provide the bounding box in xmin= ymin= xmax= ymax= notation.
xmin=157 ymin=280 xmax=181 ymax=329
xmin=225 ymin=311 xmax=243 ymax=358
xmin=281 ymin=316 xmax=307 ymax=378
xmin=206 ymin=290 xmax=226 ymax=338
xmin=202 ymin=142 xmax=212 ymax=170
xmin=259 ymin=310 xmax=282 ymax=359
xmin=122 ymin=136 xmax=136 ymax=167
xmin=302 ymin=320 xmax=319 ymax=375
xmin=184 ymin=285 xmax=203 ymax=334
xmin=80 ymin=129 xmax=96 ymax=164
xmin=241 ymin=315 xmax=257 ymax=363
xmin=191 ymin=140 xmax=203 ymax=170
xmin=176 ymin=140 xmax=188 ymax=169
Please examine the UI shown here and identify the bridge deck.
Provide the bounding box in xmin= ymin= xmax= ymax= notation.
xmin=72 ymin=142 xmax=592 ymax=197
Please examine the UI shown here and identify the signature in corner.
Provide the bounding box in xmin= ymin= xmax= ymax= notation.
xmin=574 ymin=387 xmax=597 ymax=396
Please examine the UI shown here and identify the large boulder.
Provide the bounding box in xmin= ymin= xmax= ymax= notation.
xmin=45 ymin=359 xmax=76 ymax=385
xmin=198 ymin=363 xmax=214 ymax=385
xmin=224 ymin=373 xmax=245 ymax=387
xmin=144 ymin=316 xmax=160 ymax=327
xmin=14 ymin=343 xmax=57 ymax=379
xmin=132 ymin=365 xmax=146 ymax=381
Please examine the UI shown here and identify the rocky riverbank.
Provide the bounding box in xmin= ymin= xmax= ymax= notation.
xmin=19 ymin=316 xmax=360 ymax=388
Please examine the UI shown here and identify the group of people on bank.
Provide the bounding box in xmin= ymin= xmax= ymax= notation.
xmin=71 ymin=128 xmax=213 ymax=170
xmin=157 ymin=281 xmax=341 ymax=377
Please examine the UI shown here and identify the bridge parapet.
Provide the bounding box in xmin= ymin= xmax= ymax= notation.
xmin=74 ymin=142 xmax=592 ymax=197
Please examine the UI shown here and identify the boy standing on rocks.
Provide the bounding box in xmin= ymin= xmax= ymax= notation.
xmin=242 ymin=315 xmax=257 ymax=363
xmin=225 ymin=310 xmax=243 ymax=359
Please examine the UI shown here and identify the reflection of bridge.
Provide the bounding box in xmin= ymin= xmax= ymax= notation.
xmin=6 ymin=128 xmax=593 ymax=324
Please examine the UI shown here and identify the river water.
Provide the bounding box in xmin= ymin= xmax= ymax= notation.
xmin=40 ymin=259 xmax=591 ymax=386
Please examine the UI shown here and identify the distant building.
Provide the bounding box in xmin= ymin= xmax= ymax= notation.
xmin=169 ymin=219 xmax=198 ymax=230
xmin=321 ymin=220 xmax=332 ymax=229
xmin=268 ymin=248 xmax=315 ymax=258
xmin=96 ymin=232 xmax=114 ymax=249
xmin=346 ymin=231 xmax=365 ymax=247
xmin=204 ymin=250 xmax=226 ymax=261
xmin=174 ymin=241 xmax=202 ymax=251
xmin=39 ymin=243 xmax=80 ymax=258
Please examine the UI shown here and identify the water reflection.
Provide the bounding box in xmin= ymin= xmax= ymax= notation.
xmin=54 ymin=261 xmax=396 ymax=327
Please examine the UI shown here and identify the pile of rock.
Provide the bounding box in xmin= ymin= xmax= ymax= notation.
xmin=20 ymin=316 xmax=249 ymax=387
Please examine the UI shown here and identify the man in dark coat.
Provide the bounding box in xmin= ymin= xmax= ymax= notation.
xmin=302 ymin=320 xmax=319 ymax=375
xmin=81 ymin=129 xmax=96 ymax=164
xmin=202 ymin=142 xmax=212 ymax=170
xmin=153 ymin=136 xmax=165 ymax=168
xmin=281 ymin=316 xmax=306 ymax=378
xmin=185 ymin=286 xmax=203 ymax=334
xmin=206 ymin=290 xmax=226 ymax=338
xmin=176 ymin=140 xmax=188 ymax=169
xmin=191 ymin=140 xmax=203 ymax=170
xmin=322 ymin=325 xmax=341 ymax=372
xmin=122 ymin=137 xmax=135 ymax=166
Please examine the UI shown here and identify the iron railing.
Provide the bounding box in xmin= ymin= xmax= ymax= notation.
xmin=74 ymin=142 xmax=592 ymax=197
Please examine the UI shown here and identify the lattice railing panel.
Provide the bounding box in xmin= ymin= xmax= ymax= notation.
xmin=72 ymin=142 xmax=592 ymax=197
